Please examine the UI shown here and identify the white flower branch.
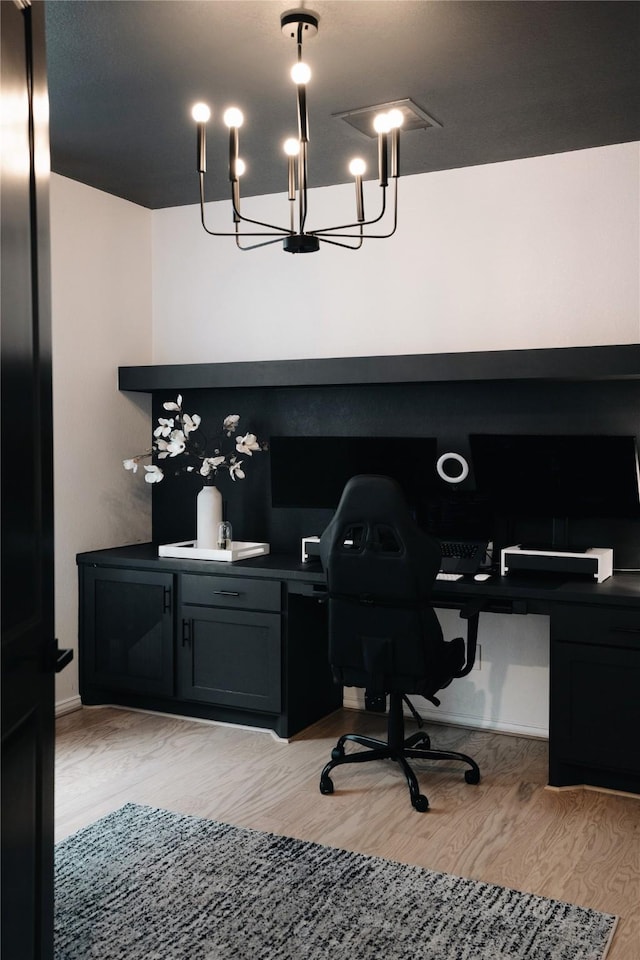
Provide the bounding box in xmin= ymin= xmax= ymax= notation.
xmin=123 ymin=396 xmax=266 ymax=484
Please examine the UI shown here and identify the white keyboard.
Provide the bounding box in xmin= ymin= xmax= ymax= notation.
xmin=436 ymin=572 xmax=464 ymax=581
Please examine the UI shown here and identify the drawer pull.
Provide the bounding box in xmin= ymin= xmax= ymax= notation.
xmin=211 ymin=590 xmax=241 ymax=597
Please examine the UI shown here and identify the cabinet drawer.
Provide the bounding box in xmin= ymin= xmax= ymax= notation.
xmin=552 ymin=605 xmax=640 ymax=649
xmin=180 ymin=573 xmax=281 ymax=611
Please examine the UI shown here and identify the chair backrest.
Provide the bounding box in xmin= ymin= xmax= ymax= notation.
xmin=319 ymin=475 xmax=454 ymax=697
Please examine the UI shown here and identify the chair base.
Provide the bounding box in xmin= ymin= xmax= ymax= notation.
xmin=319 ymin=694 xmax=480 ymax=812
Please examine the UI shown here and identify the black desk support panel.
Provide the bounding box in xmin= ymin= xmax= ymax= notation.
xmin=77 ymin=543 xmax=640 ymax=795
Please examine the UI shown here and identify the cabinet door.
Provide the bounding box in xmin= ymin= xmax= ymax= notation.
xmin=179 ymin=606 xmax=281 ymax=713
xmin=550 ymin=606 xmax=640 ymax=790
xmin=81 ymin=568 xmax=174 ymax=697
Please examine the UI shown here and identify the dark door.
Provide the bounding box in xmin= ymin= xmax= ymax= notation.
xmin=1 ymin=3 xmax=56 ymax=958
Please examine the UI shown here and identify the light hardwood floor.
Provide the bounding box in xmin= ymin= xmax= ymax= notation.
xmin=55 ymin=706 xmax=639 ymax=959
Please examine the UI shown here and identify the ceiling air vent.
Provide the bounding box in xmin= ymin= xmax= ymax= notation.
xmin=333 ymin=98 xmax=442 ymax=139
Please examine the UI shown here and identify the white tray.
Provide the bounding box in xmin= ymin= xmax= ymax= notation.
xmin=158 ymin=540 xmax=270 ymax=562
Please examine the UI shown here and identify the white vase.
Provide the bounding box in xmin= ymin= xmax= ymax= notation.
xmin=196 ymin=482 xmax=223 ymax=549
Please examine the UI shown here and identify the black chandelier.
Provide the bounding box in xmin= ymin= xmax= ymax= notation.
xmin=191 ymin=9 xmax=402 ymax=254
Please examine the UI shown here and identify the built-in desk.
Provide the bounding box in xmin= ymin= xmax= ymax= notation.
xmin=77 ymin=544 xmax=640 ymax=795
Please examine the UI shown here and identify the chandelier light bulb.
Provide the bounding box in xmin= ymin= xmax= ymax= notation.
xmin=283 ymin=137 xmax=301 ymax=157
xmin=291 ymin=61 xmax=311 ymax=85
xmin=223 ymin=107 xmax=244 ymax=128
xmin=387 ymin=108 xmax=404 ymax=129
xmin=373 ymin=112 xmax=392 ymax=134
xmin=349 ymin=158 xmax=366 ymax=177
xmin=192 ymin=102 xmax=211 ymax=123
xmin=235 ymin=158 xmax=246 ymax=177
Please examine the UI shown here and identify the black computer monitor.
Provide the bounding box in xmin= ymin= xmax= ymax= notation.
xmin=269 ymin=435 xmax=440 ymax=510
xmin=469 ymin=433 xmax=640 ymax=548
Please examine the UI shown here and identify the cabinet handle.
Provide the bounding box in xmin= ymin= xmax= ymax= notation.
xmin=211 ymin=590 xmax=241 ymax=597
xmin=182 ymin=619 xmax=191 ymax=647
xmin=163 ymin=586 xmax=172 ymax=613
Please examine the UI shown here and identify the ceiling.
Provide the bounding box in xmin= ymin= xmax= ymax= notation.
xmin=44 ymin=1 xmax=640 ymax=210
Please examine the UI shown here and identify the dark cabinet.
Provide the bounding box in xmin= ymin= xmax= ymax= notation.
xmin=550 ymin=605 xmax=640 ymax=793
xmin=77 ymin=544 xmax=640 ymax=793
xmin=81 ymin=567 xmax=174 ymax=698
xmin=77 ymin=554 xmax=340 ymax=738
xmin=178 ymin=571 xmax=282 ymax=712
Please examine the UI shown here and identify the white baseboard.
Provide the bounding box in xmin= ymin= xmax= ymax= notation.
xmin=55 ymin=695 xmax=82 ymax=718
xmin=54 ymin=692 xmax=547 ymax=740
xmin=341 ymin=689 xmax=548 ymax=741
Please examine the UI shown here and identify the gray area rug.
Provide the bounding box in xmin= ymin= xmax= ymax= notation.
xmin=55 ymin=803 xmax=617 ymax=960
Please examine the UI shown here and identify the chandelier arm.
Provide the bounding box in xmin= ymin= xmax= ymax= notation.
xmin=299 ymin=142 xmax=309 ymax=233
xmin=229 ymin=188 xmax=293 ymax=235
xmin=200 ymin=195 xmax=294 ymax=238
xmin=318 ymin=235 xmax=364 ymax=251
xmin=312 ymin=218 xmax=398 ymax=241
xmin=310 ymin=183 xmax=391 ymax=235
xmin=198 ymin=174 xmax=287 ymax=238
xmin=199 ymin=198 xmax=289 ymax=239
xmin=318 ymin=225 xmax=398 ymax=240
xmin=235 ymin=235 xmax=286 ymax=251
xmin=314 ymin=181 xmax=398 ymax=239
xmin=198 ymin=175 xmax=236 ymax=237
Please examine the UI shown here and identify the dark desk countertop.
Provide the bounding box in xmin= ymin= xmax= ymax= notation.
xmin=77 ymin=542 xmax=323 ymax=582
xmin=77 ymin=543 xmax=640 ymax=610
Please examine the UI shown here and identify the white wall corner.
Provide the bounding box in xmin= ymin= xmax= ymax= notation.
xmin=50 ymin=174 xmax=154 ymax=708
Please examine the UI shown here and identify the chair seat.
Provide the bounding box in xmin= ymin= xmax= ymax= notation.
xmin=335 ymin=634 xmax=466 ymax=702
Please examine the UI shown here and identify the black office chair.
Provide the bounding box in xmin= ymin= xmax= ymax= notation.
xmin=318 ymin=475 xmax=481 ymax=812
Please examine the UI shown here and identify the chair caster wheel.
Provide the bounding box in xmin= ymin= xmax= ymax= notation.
xmin=465 ymin=768 xmax=480 ymax=785
xmin=320 ymin=776 xmax=334 ymax=795
xmin=331 ymin=746 xmax=344 ymax=761
xmin=412 ymin=794 xmax=429 ymax=812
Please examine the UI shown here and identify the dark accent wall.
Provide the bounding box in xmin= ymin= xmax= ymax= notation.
xmin=144 ymin=374 xmax=640 ymax=566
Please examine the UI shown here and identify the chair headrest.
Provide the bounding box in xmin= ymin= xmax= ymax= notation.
xmin=326 ymin=475 xmax=414 ymax=528
xmin=319 ymin=475 xmax=441 ymax=593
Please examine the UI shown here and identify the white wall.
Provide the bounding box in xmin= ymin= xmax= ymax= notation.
xmin=150 ymin=142 xmax=639 ymax=737
xmin=50 ymin=174 xmax=153 ymax=713
xmin=344 ymin=611 xmax=551 ymax=739
xmin=152 ymin=142 xmax=640 ymax=364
